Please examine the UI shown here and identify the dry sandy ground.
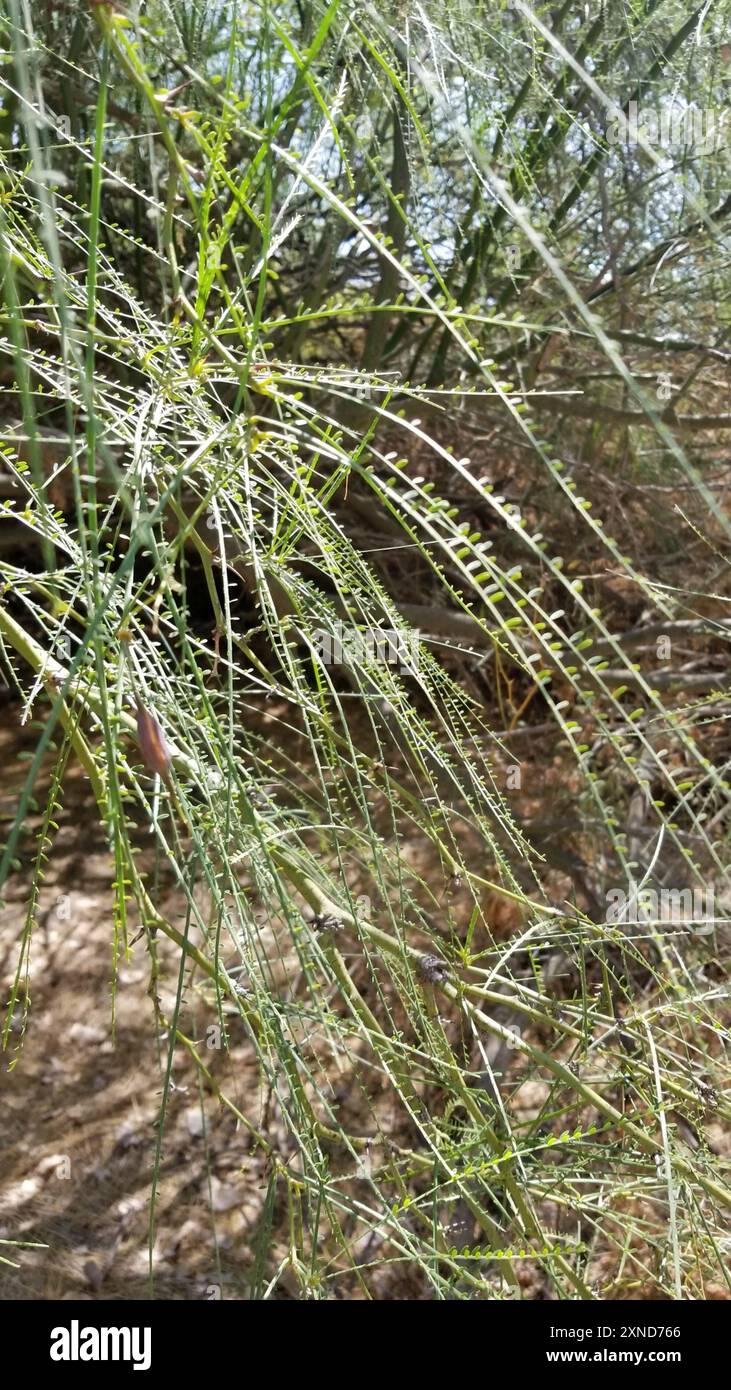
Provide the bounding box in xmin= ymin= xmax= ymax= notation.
xmin=0 ymin=711 xmax=423 ymax=1302
xmin=0 ymin=717 xmax=292 ymax=1301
